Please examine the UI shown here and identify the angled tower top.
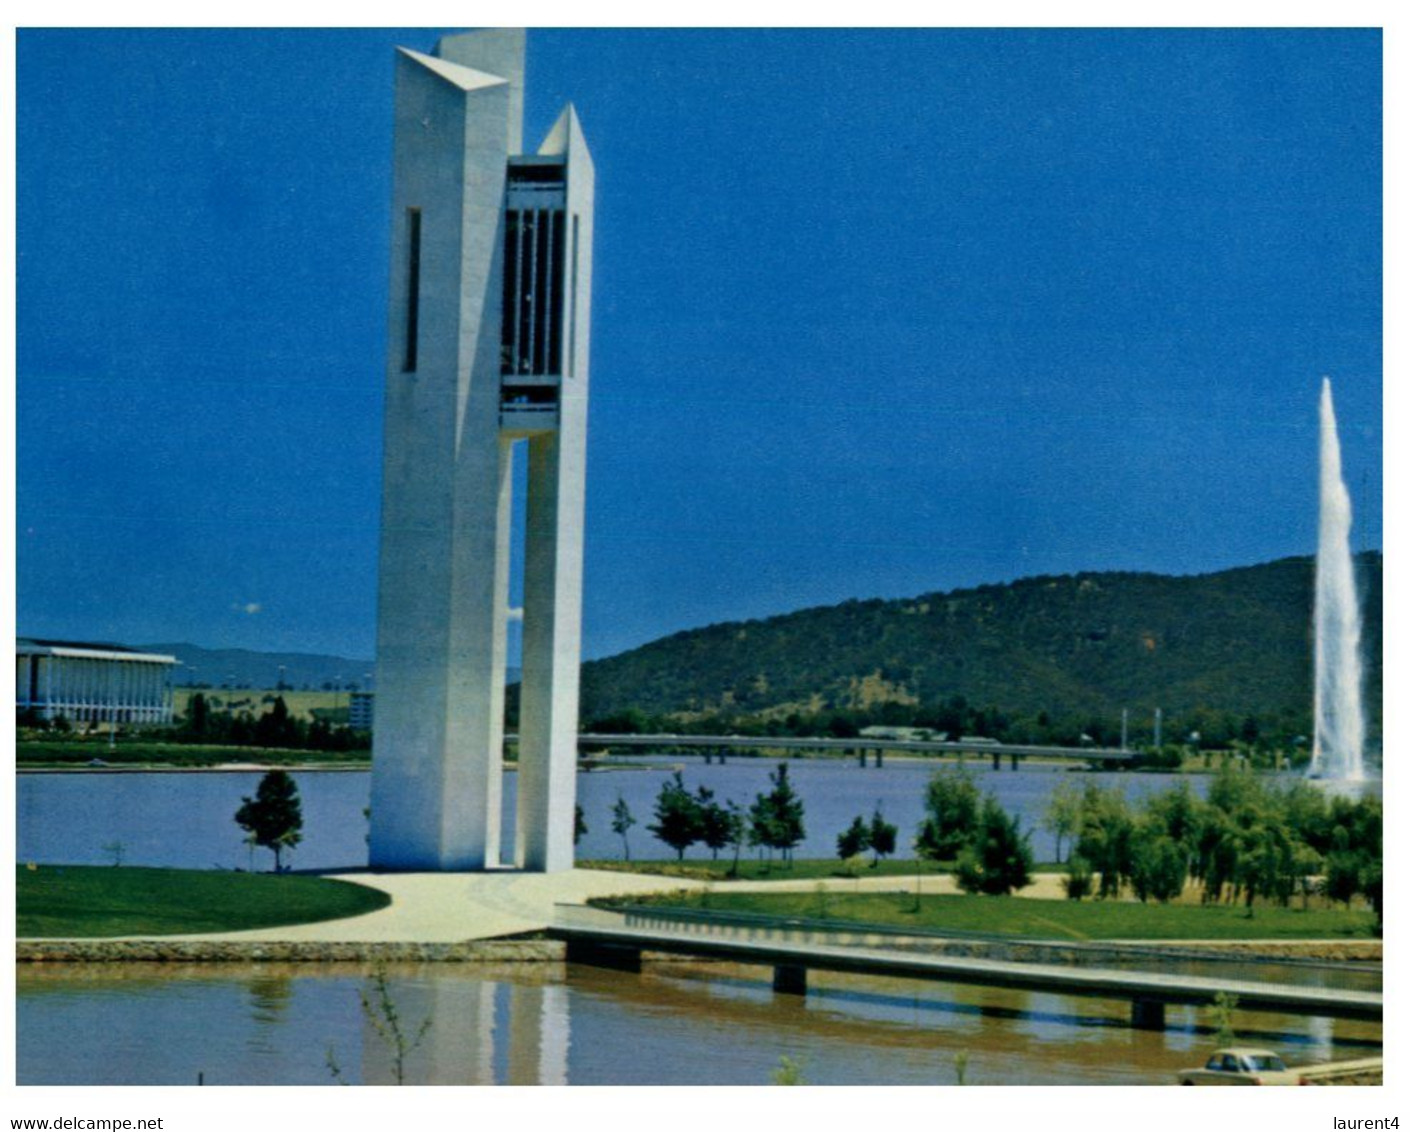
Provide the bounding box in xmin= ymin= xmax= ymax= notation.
xmin=538 ymin=103 xmax=594 ymax=175
xmin=436 ymin=28 xmax=526 ymax=152
xmin=396 ymin=47 xmax=509 ymax=94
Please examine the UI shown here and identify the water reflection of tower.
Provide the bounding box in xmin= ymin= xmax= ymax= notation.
xmin=507 ymin=983 xmax=569 ymax=1086
xmin=360 ymin=977 xmax=569 ymax=1085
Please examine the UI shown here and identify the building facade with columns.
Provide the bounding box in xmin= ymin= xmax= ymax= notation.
xmin=16 ymin=639 xmax=177 ymax=725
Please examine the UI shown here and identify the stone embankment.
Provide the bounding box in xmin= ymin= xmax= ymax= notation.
xmin=17 ymin=939 xmax=565 ymax=963
xmin=17 ymin=936 xmax=1377 ymax=966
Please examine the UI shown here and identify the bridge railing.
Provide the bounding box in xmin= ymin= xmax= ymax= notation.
xmin=556 ymin=902 xmax=1382 ymax=976
xmin=561 ymin=901 xmax=1100 ymax=953
xmin=552 ymin=901 xmax=903 ymax=950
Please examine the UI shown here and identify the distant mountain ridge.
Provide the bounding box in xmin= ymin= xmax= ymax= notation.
xmin=139 ymin=642 xmax=522 ymax=690
xmin=134 ymin=554 xmax=1381 ymax=739
xmin=577 ymin=554 xmax=1383 ymax=738
xmin=139 ymin=644 xmax=375 ymax=690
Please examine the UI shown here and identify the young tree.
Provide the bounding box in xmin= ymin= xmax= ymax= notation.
xmin=611 ymin=794 xmax=636 ymax=861
xmin=750 ymin=763 xmax=805 ymax=866
xmin=1323 ymin=848 xmax=1362 ymax=907
xmin=573 ymin=804 xmax=587 ymax=847
xmin=954 ymin=795 xmax=1033 ymax=896
xmin=648 ymin=771 xmax=701 ymax=860
xmin=234 ymin=770 xmax=303 ymax=872
xmin=696 ymin=786 xmax=732 ymax=860
xmin=1362 ymin=860 xmax=1383 ymax=936
xmin=915 ymin=769 xmax=980 ymax=861
xmin=1063 ymin=855 xmax=1094 ymax=900
xmin=724 ymin=799 xmax=747 ymax=877
xmin=1128 ymin=823 xmax=1187 ymax=903
xmin=1074 ymin=783 xmax=1133 ymax=898
xmin=1235 ymin=820 xmax=1292 ymax=916
xmin=837 ymin=815 xmax=870 ymax=861
xmin=868 ymin=806 xmax=897 ymax=866
xmin=1042 ymin=779 xmax=1083 ymax=864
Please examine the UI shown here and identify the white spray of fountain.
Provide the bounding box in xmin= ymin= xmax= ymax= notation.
xmin=1309 ymin=377 xmax=1365 ymax=781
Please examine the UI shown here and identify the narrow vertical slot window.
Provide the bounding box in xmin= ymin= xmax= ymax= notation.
xmin=403 ymin=207 xmax=422 ymax=373
xmin=568 ymin=215 xmax=580 ymax=378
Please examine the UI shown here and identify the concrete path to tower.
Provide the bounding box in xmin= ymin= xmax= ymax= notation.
xmin=176 ymin=869 xmax=1069 ymax=945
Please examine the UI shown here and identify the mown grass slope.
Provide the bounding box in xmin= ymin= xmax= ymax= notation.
xmin=17 ymin=866 xmax=390 ymax=937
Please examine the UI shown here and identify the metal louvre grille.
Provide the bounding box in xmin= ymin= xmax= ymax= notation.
xmin=501 ymin=207 xmax=566 ymax=377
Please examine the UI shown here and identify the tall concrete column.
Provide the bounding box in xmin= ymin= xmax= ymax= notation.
xmin=370 ymin=30 xmax=594 ymax=873
xmin=369 ymin=42 xmax=516 ymax=870
xmin=515 ymin=104 xmax=594 ymax=871
xmin=518 ymin=431 xmax=585 ymax=870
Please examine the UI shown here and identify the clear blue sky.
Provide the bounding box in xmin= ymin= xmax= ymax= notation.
xmin=17 ymin=28 xmax=1382 ymax=662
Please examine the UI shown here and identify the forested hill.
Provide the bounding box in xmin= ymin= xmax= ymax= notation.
xmin=578 ymin=554 xmax=1382 ymax=744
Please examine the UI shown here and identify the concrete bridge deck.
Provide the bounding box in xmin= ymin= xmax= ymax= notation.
xmin=548 ymin=908 xmax=1382 ymax=1030
xmin=505 ymin=732 xmax=1137 ymax=766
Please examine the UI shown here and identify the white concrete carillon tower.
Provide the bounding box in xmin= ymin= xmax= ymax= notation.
xmin=369 ymin=29 xmax=594 ymax=872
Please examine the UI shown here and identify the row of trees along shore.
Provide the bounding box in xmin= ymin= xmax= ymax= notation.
xmin=595 ymin=762 xmax=1034 ymax=895
xmin=1040 ymin=765 xmax=1381 ymax=920
xmin=621 ymin=766 xmax=807 ymax=871
xmin=588 ymin=762 xmax=1380 ymax=924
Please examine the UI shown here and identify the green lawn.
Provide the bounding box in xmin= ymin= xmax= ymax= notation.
xmin=617 ymin=890 xmax=1378 ymax=940
xmin=17 ymin=866 xmax=391 ymax=937
xmin=578 ymin=856 xmax=974 ymax=881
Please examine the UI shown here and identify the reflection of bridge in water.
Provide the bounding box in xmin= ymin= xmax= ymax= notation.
xmin=503 ymin=732 xmax=1137 ymax=769
xmin=548 ymin=906 xmax=1383 ymax=1033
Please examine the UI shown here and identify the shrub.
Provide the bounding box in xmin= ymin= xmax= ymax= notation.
xmin=1064 ymin=855 xmax=1093 ymax=900
xmin=954 ymin=796 xmax=1033 ymax=896
xmin=1130 ymin=829 xmax=1188 ymax=903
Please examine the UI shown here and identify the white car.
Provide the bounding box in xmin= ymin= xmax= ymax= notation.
xmin=1177 ymin=1048 xmax=1306 ymax=1086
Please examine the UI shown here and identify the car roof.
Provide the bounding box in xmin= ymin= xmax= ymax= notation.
xmin=1216 ymin=1048 xmax=1280 ymax=1058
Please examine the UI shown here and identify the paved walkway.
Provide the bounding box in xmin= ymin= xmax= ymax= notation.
xmin=179 ymin=868 xmax=706 ymax=944
xmin=175 ymin=869 xmax=1070 ymax=945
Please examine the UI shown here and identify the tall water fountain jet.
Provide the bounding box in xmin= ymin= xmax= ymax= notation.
xmin=1309 ymin=377 xmax=1365 ymax=781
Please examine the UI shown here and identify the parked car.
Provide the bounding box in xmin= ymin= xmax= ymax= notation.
xmin=1178 ymin=1048 xmax=1306 ymax=1086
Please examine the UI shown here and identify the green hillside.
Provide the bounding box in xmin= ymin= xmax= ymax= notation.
xmin=576 ymin=554 xmax=1382 ymax=749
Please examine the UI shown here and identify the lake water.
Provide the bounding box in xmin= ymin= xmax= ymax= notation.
xmin=16 ymin=960 xmax=1381 ymax=1086
xmin=16 ymin=759 xmax=1202 ymax=870
xmin=15 ymin=762 xmax=1381 ymax=1087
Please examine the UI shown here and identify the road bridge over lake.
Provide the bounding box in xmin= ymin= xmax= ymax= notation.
xmin=548 ymin=907 xmax=1383 ymax=1031
xmin=505 ymin=732 xmax=1137 ymax=768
